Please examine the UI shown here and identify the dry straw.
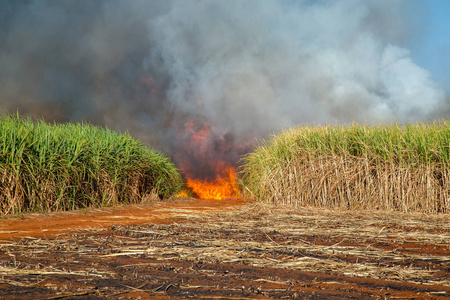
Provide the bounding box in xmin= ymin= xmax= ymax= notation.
xmin=240 ymin=122 xmax=450 ymax=213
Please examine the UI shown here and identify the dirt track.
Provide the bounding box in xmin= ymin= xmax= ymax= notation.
xmin=0 ymin=198 xmax=449 ymax=299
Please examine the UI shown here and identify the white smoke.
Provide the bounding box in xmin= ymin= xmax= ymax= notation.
xmin=148 ymin=0 xmax=445 ymax=138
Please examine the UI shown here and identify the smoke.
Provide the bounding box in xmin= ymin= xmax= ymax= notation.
xmin=0 ymin=0 xmax=447 ymax=178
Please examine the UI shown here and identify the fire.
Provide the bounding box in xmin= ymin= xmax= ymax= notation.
xmin=175 ymin=121 xmax=241 ymax=200
xmin=185 ymin=167 xmax=240 ymax=200
xmin=134 ymin=73 xmax=244 ymax=200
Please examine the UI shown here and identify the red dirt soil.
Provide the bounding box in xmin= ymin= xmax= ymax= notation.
xmin=0 ymin=198 xmax=448 ymax=299
xmin=0 ymin=198 xmax=245 ymax=240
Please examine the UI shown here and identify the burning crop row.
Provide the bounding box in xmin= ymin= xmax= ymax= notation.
xmin=240 ymin=122 xmax=450 ymax=214
xmin=3 ymin=113 xmax=450 ymax=215
xmin=0 ymin=115 xmax=182 ymax=214
xmin=182 ymin=167 xmax=240 ymax=200
xmin=174 ymin=121 xmax=246 ymax=200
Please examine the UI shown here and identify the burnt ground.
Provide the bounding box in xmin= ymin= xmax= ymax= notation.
xmin=0 ymin=198 xmax=449 ymax=299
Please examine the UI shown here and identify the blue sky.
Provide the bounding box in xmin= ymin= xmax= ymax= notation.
xmin=410 ymin=0 xmax=450 ymax=91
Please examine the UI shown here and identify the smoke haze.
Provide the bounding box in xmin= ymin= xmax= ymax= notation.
xmin=0 ymin=0 xmax=447 ymax=178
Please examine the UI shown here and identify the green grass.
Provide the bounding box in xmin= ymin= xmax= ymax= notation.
xmin=0 ymin=115 xmax=182 ymax=214
xmin=240 ymin=122 xmax=450 ymax=213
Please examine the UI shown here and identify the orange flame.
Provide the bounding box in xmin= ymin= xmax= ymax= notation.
xmin=175 ymin=121 xmax=241 ymax=200
xmin=185 ymin=167 xmax=240 ymax=200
